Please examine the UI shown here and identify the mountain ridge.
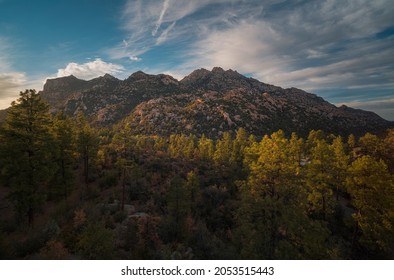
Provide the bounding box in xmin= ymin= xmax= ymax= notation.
xmin=5 ymin=67 xmax=394 ymax=137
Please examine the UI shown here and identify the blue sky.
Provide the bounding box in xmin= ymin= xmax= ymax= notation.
xmin=1 ymin=0 xmax=394 ymax=120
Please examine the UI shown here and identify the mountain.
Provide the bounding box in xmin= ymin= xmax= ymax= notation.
xmin=40 ymin=71 xmax=182 ymax=125
xmin=37 ymin=67 xmax=393 ymax=137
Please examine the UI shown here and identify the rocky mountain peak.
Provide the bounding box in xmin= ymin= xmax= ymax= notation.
xmin=181 ymin=67 xmax=243 ymax=85
xmin=43 ymin=75 xmax=86 ymax=92
xmin=212 ymin=66 xmax=225 ymax=73
xmin=127 ymin=71 xmax=151 ymax=81
xmin=89 ymin=74 xmax=120 ymax=86
xmin=102 ymin=73 xmax=118 ymax=81
xmin=181 ymin=67 xmax=263 ymax=92
xmin=180 ymin=68 xmax=210 ymax=83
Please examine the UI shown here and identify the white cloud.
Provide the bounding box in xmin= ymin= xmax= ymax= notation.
xmin=55 ymin=58 xmax=125 ymax=80
xmin=129 ymin=55 xmax=142 ymax=62
xmin=177 ymin=21 xmax=286 ymax=81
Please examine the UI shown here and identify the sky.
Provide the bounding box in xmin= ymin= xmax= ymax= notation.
xmin=1 ymin=0 xmax=394 ymax=120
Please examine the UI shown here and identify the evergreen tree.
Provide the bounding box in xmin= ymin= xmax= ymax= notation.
xmin=331 ymin=136 xmax=349 ymax=200
xmin=346 ymin=156 xmax=394 ymax=254
xmin=0 ymin=90 xmax=54 ymax=226
xmin=166 ymin=176 xmax=191 ymax=240
xmin=288 ymin=132 xmax=304 ymax=175
xmin=304 ymin=136 xmax=335 ymax=219
xmin=185 ymin=170 xmax=201 ymax=216
xmin=50 ymin=112 xmax=77 ymax=200
xmin=230 ymin=128 xmax=248 ymax=170
xmin=76 ymin=113 xmax=99 ymax=199
xmin=384 ymin=129 xmax=394 ymax=171
xmin=237 ymin=130 xmax=330 ymax=259
xmin=213 ymin=132 xmax=233 ymax=167
xmin=358 ymin=132 xmax=388 ymax=160
xmin=111 ymin=123 xmax=134 ymax=161
xmin=197 ymin=134 xmax=214 ymax=162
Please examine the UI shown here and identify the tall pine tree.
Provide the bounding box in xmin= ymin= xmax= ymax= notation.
xmin=0 ymin=90 xmax=54 ymax=226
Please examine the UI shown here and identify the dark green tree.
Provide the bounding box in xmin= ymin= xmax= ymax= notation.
xmin=230 ymin=128 xmax=248 ymax=171
xmin=0 ymin=90 xmax=54 ymax=226
xmin=76 ymin=113 xmax=99 ymax=199
xmin=166 ymin=175 xmax=191 ymax=240
xmin=185 ymin=170 xmax=201 ymax=216
xmin=50 ymin=112 xmax=77 ymax=200
xmin=346 ymin=156 xmax=394 ymax=254
xmin=331 ymin=136 xmax=349 ymax=200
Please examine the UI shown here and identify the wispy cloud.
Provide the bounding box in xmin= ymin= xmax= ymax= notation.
xmin=108 ymin=0 xmax=244 ymax=60
xmin=111 ymin=0 xmax=394 ymax=90
xmin=156 ymin=21 xmax=176 ymax=45
xmin=0 ymin=37 xmax=14 ymax=72
xmin=152 ymin=0 xmax=171 ymax=36
xmin=123 ymin=0 xmax=392 ymax=119
xmin=179 ymin=1 xmax=394 ymax=84
xmin=54 ymin=58 xmax=125 ymax=80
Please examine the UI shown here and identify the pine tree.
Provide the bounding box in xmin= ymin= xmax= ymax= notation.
xmin=331 ymin=136 xmax=349 ymax=200
xmin=0 ymin=90 xmax=54 ymax=226
xmin=197 ymin=134 xmax=214 ymax=162
xmin=230 ymin=128 xmax=248 ymax=170
xmin=166 ymin=175 xmax=191 ymax=240
xmin=76 ymin=113 xmax=99 ymax=199
xmin=236 ymin=130 xmax=330 ymax=259
xmin=185 ymin=170 xmax=201 ymax=216
xmin=346 ymin=156 xmax=394 ymax=254
xmin=111 ymin=122 xmax=136 ymax=165
xmin=384 ymin=129 xmax=394 ymax=171
xmin=213 ymin=132 xmax=233 ymax=167
xmin=304 ymin=136 xmax=335 ymax=219
xmin=358 ymin=132 xmax=388 ymax=160
xmin=50 ymin=112 xmax=77 ymax=200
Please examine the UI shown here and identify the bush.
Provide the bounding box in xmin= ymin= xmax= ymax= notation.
xmin=15 ymin=221 xmax=59 ymax=258
xmin=99 ymin=169 xmax=119 ymax=190
xmin=77 ymin=223 xmax=114 ymax=259
xmin=40 ymin=240 xmax=70 ymax=259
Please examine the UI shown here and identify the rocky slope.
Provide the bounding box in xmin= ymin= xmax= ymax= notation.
xmin=38 ymin=67 xmax=393 ymax=137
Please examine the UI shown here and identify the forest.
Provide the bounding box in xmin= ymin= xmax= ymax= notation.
xmin=0 ymin=90 xmax=393 ymax=259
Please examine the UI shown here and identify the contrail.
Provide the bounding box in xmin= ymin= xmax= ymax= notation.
xmin=152 ymin=0 xmax=170 ymax=36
